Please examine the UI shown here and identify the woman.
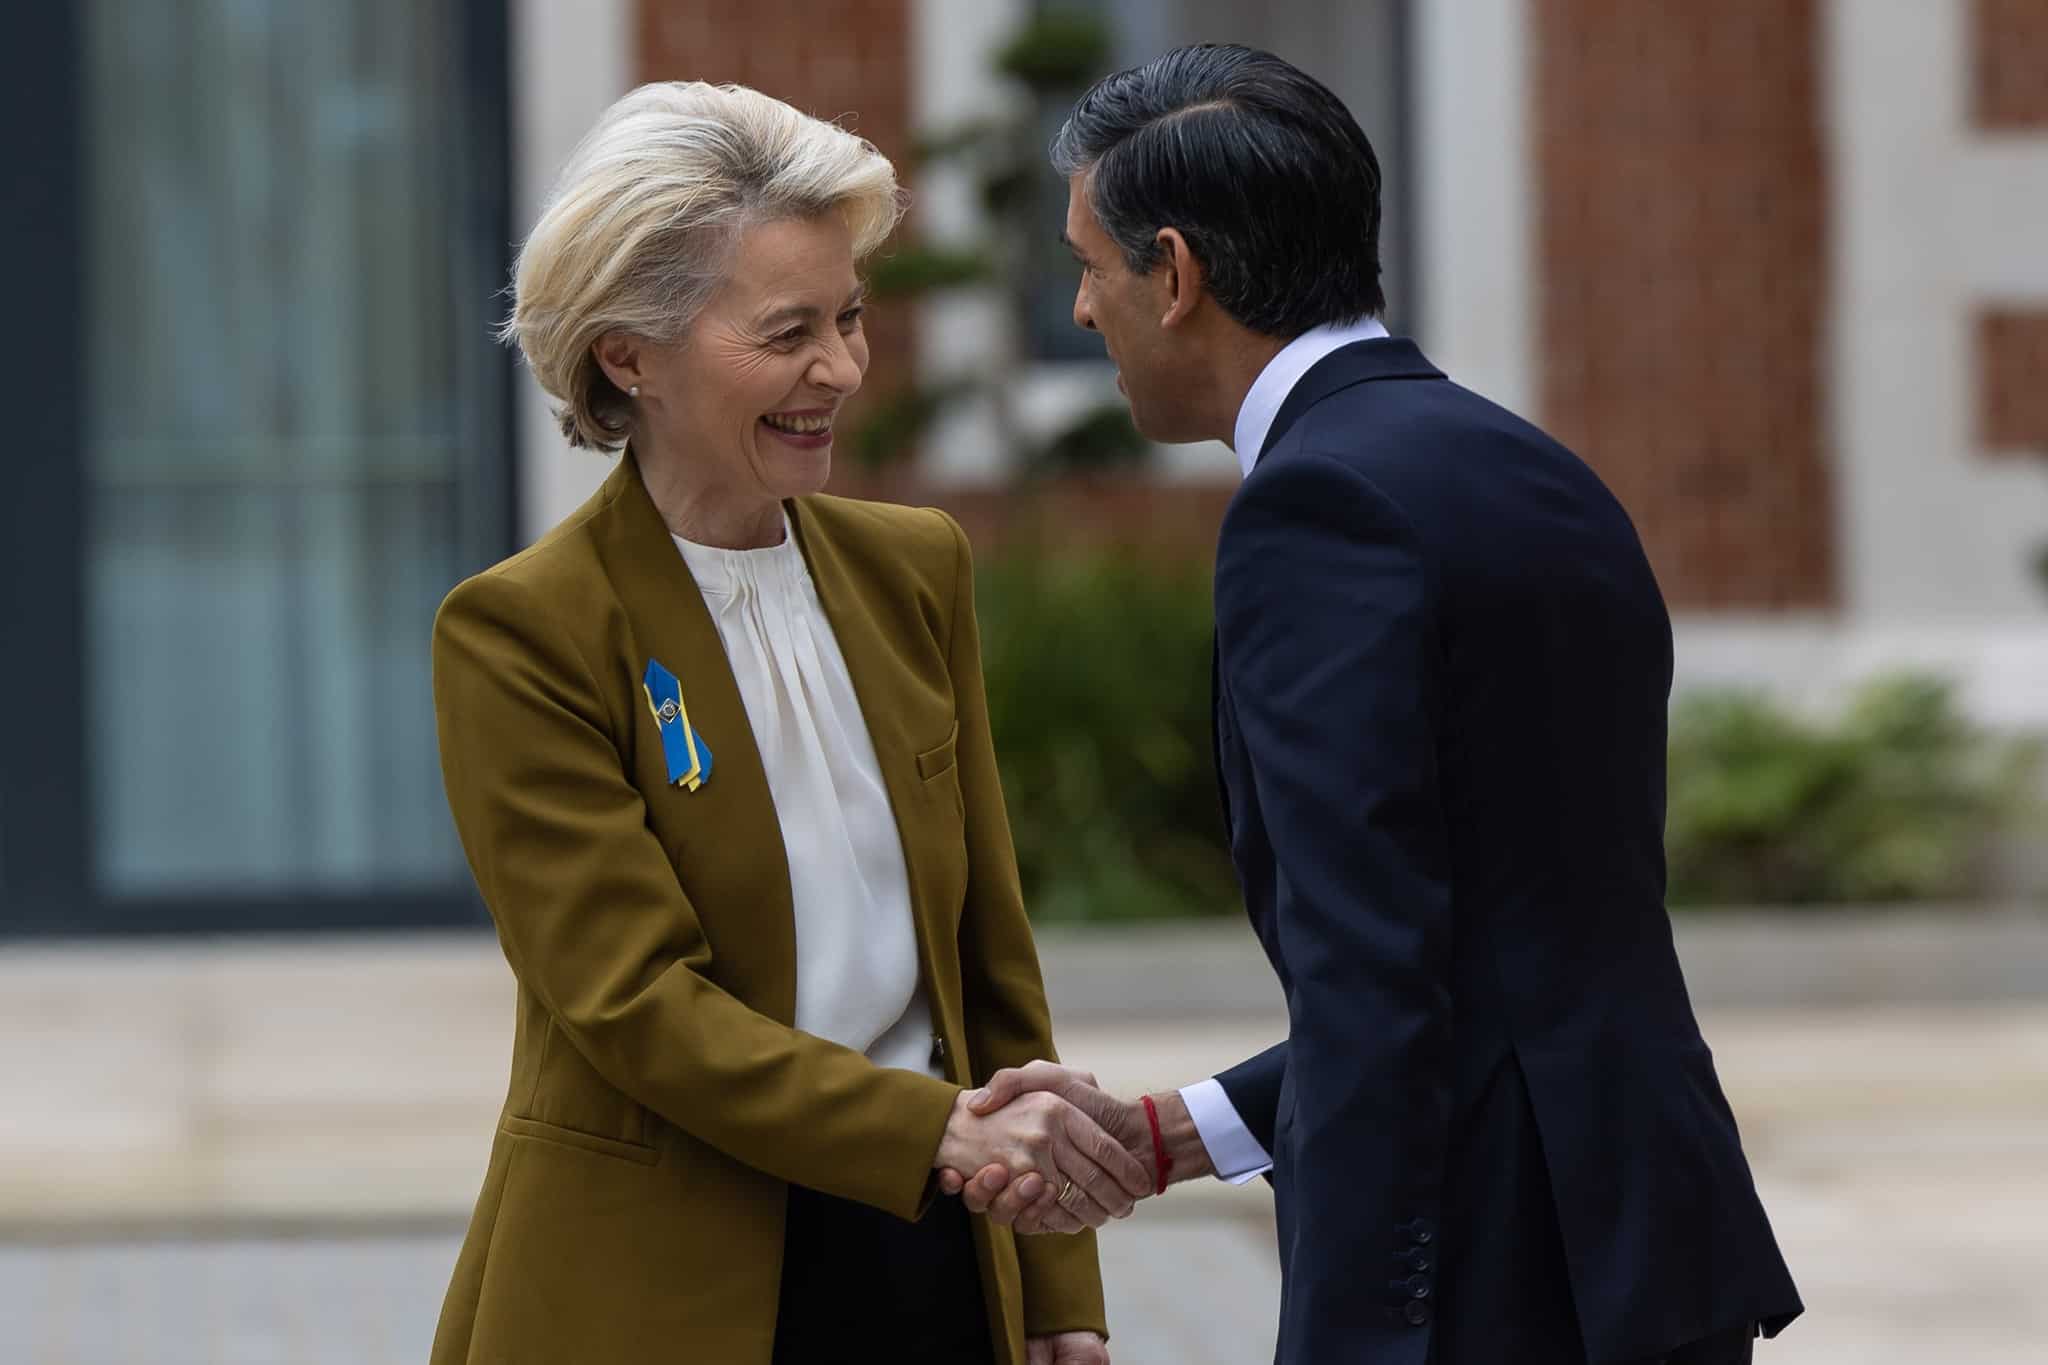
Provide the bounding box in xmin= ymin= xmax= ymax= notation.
xmin=428 ymin=82 xmax=1142 ymax=1364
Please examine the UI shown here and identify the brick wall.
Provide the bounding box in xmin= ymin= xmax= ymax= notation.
xmin=635 ymin=0 xmax=917 ymax=489
xmin=1973 ymin=0 xmax=2048 ymax=130
xmin=1533 ymin=1 xmax=1834 ymax=609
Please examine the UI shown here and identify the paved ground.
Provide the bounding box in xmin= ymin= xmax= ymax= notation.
xmin=0 ymin=1214 xmax=1284 ymax=1365
xmin=3 ymin=926 xmax=2046 ymax=1362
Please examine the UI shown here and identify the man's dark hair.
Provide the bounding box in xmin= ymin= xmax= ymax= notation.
xmin=1051 ymin=44 xmax=1384 ymax=336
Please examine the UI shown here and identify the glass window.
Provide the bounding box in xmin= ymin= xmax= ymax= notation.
xmin=78 ymin=0 xmax=509 ymax=902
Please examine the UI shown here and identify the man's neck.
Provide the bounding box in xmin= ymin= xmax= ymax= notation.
xmin=1214 ymin=331 xmax=1291 ymax=451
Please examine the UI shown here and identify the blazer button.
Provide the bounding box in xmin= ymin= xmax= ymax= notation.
xmin=1406 ymin=1274 xmax=1431 ymax=1299
xmin=929 ymin=1035 xmax=948 ymax=1067
xmin=1404 ymin=1300 xmax=1431 ymax=1326
xmin=1406 ymin=1217 xmax=1435 ymax=1244
xmin=1407 ymin=1249 xmax=1432 ymax=1272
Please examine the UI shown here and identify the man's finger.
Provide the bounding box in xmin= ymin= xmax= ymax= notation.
xmin=1029 ymin=1201 xmax=1085 ymax=1236
xmin=1052 ymin=1138 xmax=1131 ymax=1223
xmin=1063 ymin=1108 xmax=1150 ymax=1204
xmin=975 ymin=1061 xmax=1095 ymax=1115
xmin=938 ymin=1168 xmax=966 ymax=1196
xmin=1030 ymin=1146 xmax=1121 ymax=1229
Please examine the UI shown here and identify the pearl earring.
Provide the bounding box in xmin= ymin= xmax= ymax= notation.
xmin=629 ymin=385 xmax=640 ymax=398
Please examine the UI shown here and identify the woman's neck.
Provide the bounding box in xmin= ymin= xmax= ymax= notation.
xmin=634 ymin=439 xmax=787 ymax=550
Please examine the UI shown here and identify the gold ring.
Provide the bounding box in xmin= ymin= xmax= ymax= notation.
xmin=1057 ymin=1179 xmax=1078 ymax=1207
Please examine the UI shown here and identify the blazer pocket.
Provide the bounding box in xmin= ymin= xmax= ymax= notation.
xmin=500 ymin=1114 xmax=661 ymax=1166
xmin=915 ymin=723 xmax=960 ymax=782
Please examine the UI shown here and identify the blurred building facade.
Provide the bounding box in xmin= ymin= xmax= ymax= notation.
xmin=3 ymin=0 xmax=2042 ymax=937
xmin=539 ymin=0 xmax=2048 ymax=716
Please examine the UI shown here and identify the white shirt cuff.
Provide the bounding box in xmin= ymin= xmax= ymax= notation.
xmin=1179 ymin=1078 xmax=1274 ymax=1185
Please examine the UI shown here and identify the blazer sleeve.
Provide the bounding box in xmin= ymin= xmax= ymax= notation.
xmin=1214 ymin=451 xmax=1455 ymax=1358
xmin=940 ymin=513 xmax=1109 ymax=1341
xmin=431 ymin=569 xmax=960 ymax=1221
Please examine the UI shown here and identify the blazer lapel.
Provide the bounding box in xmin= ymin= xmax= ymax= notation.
xmin=589 ymin=450 xmax=799 ymax=1022
xmin=787 ymin=500 xmax=954 ymax=973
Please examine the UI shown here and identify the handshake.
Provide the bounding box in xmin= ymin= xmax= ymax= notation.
xmin=931 ymin=1061 xmax=1213 ymax=1234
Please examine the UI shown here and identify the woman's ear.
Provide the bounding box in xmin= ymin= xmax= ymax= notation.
xmin=593 ymin=331 xmax=646 ymax=395
xmin=1156 ymin=227 xmax=1204 ymax=330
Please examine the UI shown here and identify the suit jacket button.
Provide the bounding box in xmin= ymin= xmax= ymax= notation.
xmin=929 ymin=1035 xmax=948 ymax=1067
xmin=1407 ymin=1249 xmax=1432 ymax=1272
xmin=1404 ymin=1300 xmax=1431 ymax=1326
xmin=1406 ymin=1274 xmax=1431 ymax=1299
xmin=1406 ymin=1218 xmax=1435 ymax=1244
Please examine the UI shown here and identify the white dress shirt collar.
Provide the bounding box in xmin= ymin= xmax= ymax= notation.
xmin=1231 ymin=315 xmax=1391 ymax=478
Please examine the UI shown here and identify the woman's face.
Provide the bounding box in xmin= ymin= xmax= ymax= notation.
xmin=625 ymin=213 xmax=869 ymax=505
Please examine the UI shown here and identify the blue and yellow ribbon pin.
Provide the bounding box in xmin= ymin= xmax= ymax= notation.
xmin=642 ymin=659 xmax=714 ymax=792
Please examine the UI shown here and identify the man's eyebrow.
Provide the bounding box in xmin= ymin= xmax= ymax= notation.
xmin=1059 ymin=231 xmax=1091 ymax=264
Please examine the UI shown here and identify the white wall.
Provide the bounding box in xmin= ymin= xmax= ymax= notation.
xmin=1826 ymin=0 xmax=2048 ymax=620
xmin=511 ymin=0 xmax=632 ymax=541
xmin=1412 ymin=0 xmax=1536 ymax=417
xmin=908 ymin=0 xmax=1030 ymax=482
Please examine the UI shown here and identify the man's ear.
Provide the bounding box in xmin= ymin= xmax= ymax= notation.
xmin=593 ymin=331 xmax=646 ymax=395
xmin=1156 ymin=227 xmax=1205 ymax=330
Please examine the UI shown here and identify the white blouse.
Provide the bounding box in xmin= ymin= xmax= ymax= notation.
xmin=672 ymin=514 xmax=941 ymax=1079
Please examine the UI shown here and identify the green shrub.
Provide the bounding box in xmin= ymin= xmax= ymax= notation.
xmin=976 ymin=553 xmax=1238 ymax=921
xmin=976 ymin=555 xmax=2041 ymax=918
xmin=1665 ymin=675 xmax=2040 ymax=906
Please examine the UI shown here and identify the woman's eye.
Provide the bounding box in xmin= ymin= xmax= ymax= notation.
xmin=838 ymin=306 xmax=865 ymax=328
xmin=772 ymin=328 xmax=806 ymax=346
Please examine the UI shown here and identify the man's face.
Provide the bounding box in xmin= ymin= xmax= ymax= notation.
xmin=1063 ymin=175 xmax=1198 ymax=442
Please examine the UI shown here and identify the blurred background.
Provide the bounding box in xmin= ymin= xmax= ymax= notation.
xmin=3 ymin=1 xmax=2045 ymax=1361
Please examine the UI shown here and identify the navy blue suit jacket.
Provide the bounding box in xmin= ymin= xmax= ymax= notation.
xmin=1210 ymin=339 xmax=1801 ymax=1364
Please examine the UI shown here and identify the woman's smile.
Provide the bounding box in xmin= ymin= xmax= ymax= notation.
xmin=760 ymin=407 xmax=837 ymax=448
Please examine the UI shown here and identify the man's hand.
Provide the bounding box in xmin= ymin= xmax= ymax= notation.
xmin=933 ymin=1086 xmax=1149 ymax=1233
xmin=1027 ymin=1330 xmax=1110 ymax=1364
xmin=937 ymin=1061 xmax=1214 ymax=1233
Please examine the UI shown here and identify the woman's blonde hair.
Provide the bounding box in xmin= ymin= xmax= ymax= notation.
xmin=503 ymin=82 xmax=904 ymax=450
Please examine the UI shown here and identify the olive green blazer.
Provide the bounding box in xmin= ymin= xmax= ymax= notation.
xmin=427 ymin=452 xmax=1105 ymax=1364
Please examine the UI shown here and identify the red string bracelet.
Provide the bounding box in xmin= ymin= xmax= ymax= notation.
xmin=1140 ymin=1094 xmax=1173 ymax=1196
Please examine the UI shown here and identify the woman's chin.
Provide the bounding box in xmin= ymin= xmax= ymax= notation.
xmin=770 ymin=447 xmax=834 ymax=499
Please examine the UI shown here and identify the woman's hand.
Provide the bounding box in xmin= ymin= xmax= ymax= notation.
xmin=1027 ymin=1330 xmax=1109 ymax=1364
xmin=934 ymin=1089 xmax=1150 ymax=1232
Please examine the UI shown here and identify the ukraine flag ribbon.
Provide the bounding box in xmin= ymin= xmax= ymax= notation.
xmin=642 ymin=658 xmax=714 ymax=792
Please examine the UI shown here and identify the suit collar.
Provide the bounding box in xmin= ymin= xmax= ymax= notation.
xmin=1233 ymin=316 xmax=1391 ymax=474
xmin=1255 ymin=336 xmax=1445 ymax=466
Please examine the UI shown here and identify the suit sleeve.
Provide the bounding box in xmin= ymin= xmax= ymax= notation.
xmin=1214 ymin=451 xmax=1455 ymax=1357
xmin=1213 ymin=1041 xmax=1289 ymax=1155
xmin=940 ymin=513 xmax=1109 ymax=1342
xmin=431 ymin=571 xmax=960 ymax=1221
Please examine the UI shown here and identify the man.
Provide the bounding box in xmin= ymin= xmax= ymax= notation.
xmin=943 ymin=44 xmax=1802 ymax=1365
